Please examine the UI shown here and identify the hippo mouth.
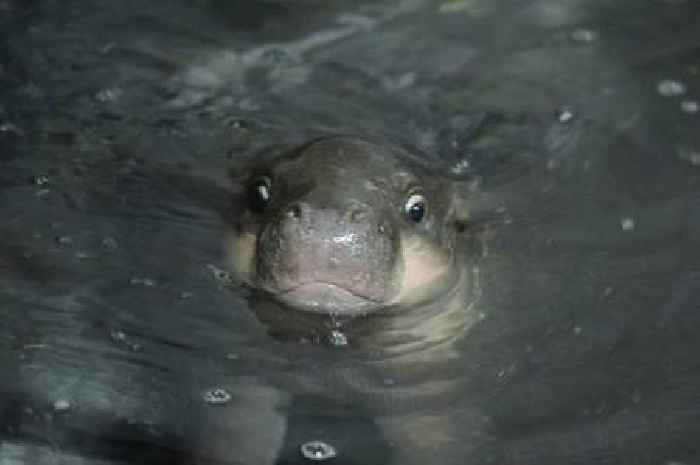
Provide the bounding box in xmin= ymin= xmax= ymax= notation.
xmin=275 ymin=282 xmax=382 ymax=316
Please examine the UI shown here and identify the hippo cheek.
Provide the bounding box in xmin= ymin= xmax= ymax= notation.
xmin=225 ymin=229 xmax=257 ymax=284
xmin=388 ymin=233 xmax=454 ymax=306
xmin=254 ymin=201 xmax=399 ymax=315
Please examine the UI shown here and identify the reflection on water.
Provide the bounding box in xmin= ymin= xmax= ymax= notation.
xmin=1 ymin=0 xmax=699 ymax=464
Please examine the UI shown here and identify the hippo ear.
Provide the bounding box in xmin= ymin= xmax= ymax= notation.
xmin=227 ymin=143 xmax=296 ymax=191
xmin=444 ymin=178 xmax=506 ymax=236
xmin=444 ymin=179 xmax=479 ymax=234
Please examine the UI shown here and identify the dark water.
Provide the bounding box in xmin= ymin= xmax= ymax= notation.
xmin=1 ymin=0 xmax=700 ymax=464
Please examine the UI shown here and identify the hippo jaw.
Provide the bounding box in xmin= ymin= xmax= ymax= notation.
xmin=276 ymin=282 xmax=381 ymax=316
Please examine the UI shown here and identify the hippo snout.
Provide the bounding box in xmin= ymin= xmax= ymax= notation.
xmin=255 ymin=200 xmax=397 ymax=310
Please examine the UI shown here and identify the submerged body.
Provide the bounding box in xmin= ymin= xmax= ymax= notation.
xmin=219 ymin=136 xmax=484 ymax=464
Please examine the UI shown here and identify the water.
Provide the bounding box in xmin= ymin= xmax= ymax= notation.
xmin=1 ymin=0 xmax=699 ymax=464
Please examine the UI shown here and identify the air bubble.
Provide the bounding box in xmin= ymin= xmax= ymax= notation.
xmin=33 ymin=175 xmax=50 ymax=186
xmin=620 ymin=217 xmax=635 ymax=231
xmin=109 ymin=330 xmax=142 ymax=351
xmin=657 ymin=80 xmax=686 ymax=97
xmin=101 ymin=236 xmax=119 ymax=250
xmin=202 ymin=387 xmax=231 ymax=405
xmin=55 ymin=236 xmax=73 ymax=246
xmin=53 ymin=399 xmax=71 ymax=411
xmin=450 ymin=159 xmax=470 ymax=175
xmin=300 ymin=441 xmax=337 ymax=461
xmin=95 ymin=88 xmax=124 ymax=103
xmin=208 ymin=264 xmax=234 ymax=286
xmin=681 ymin=100 xmax=698 ymax=114
xmin=570 ymin=28 xmax=598 ymax=43
xmin=130 ymin=276 xmax=156 ymax=287
xmin=328 ymin=330 xmax=348 ymax=347
xmin=555 ymin=106 xmax=575 ymax=123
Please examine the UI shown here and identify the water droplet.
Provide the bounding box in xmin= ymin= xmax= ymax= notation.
xmin=109 ymin=330 xmax=142 ymax=351
xmin=0 ymin=122 xmax=23 ymax=135
xmin=95 ymin=88 xmax=124 ymax=103
xmin=33 ymin=175 xmax=50 ymax=186
xmin=101 ymin=236 xmax=119 ymax=250
xmin=99 ymin=42 xmax=116 ymax=54
xmin=620 ymin=217 xmax=635 ymax=231
xmin=570 ymin=28 xmax=598 ymax=43
xmin=130 ymin=276 xmax=156 ymax=287
xmin=555 ymin=106 xmax=575 ymax=123
xmin=53 ymin=399 xmax=71 ymax=411
xmin=328 ymin=330 xmax=348 ymax=347
xmin=450 ymin=159 xmax=470 ymax=175
xmin=55 ymin=236 xmax=73 ymax=246
xmin=208 ymin=264 xmax=234 ymax=286
xmin=300 ymin=441 xmax=337 ymax=461
xmin=631 ymin=388 xmax=642 ymax=404
xmin=225 ymin=353 xmax=240 ymax=361
xmin=573 ymin=325 xmax=582 ymax=335
xmin=681 ymin=99 xmax=698 ymax=114
xmin=179 ymin=291 xmax=194 ymax=300
xmin=657 ymin=80 xmax=686 ymax=97
xmin=202 ymin=387 xmax=231 ymax=405
xmin=677 ymin=147 xmax=700 ymax=166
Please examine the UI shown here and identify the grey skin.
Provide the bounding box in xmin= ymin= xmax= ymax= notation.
xmin=226 ymin=136 xmax=480 ymax=326
xmin=218 ymin=136 xmax=488 ymax=464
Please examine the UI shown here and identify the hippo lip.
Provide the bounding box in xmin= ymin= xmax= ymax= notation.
xmin=275 ymin=282 xmax=381 ymax=315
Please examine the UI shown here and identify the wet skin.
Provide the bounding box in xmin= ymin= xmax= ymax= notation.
xmin=225 ymin=136 xmax=475 ymax=322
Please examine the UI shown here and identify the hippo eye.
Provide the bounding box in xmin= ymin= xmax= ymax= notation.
xmin=404 ymin=192 xmax=426 ymax=223
xmin=249 ymin=176 xmax=272 ymax=212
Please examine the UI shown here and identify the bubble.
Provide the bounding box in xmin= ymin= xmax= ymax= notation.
xmin=55 ymin=236 xmax=73 ymax=246
xmin=657 ymin=80 xmax=686 ymax=97
xmin=99 ymin=42 xmax=116 ymax=54
xmin=33 ymin=174 xmax=50 ymax=186
xmin=95 ymin=88 xmax=124 ymax=103
xmin=620 ymin=217 xmax=635 ymax=231
xmin=677 ymin=147 xmax=700 ymax=166
xmin=202 ymin=387 xmax=231 ymax=405
xmin=0 ymin=121 xmax=22 ymax=135
xmin=109 ymin=330 xmax=142 ymax=351
xmin=53 ymin=399 xmax=71 ymax=411
xmin=570 ymin=28 xmax=598 ymax=43
xmin=208 ymin=264 xmax=234 ymax=286
xmin=328 ymin=330 xmax=348 ymax=347
xmin=300 ymin=441 xmax=337 ymax=461
xmin=681 ymin=100 xmax=698 ymax=114
xmin=450 ymin=159 xmax=470 ymax=175
xmin=555 ymin=106 xmax=575 ymax=123
xmin=101 ymin=236 xmax=119 ymax=250
xmin=130 ymin=276 xmax=156 ymax=287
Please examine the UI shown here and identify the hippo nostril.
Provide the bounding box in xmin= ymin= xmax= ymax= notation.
xmin=286 ymin=204 xmax=302 ymax=219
